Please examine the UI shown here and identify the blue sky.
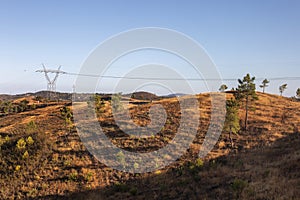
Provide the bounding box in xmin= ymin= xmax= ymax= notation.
xmin=0 ymin=0 xmax=299 ymax=96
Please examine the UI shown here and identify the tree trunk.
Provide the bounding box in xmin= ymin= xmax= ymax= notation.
xmin=263 ymin=87 xmax=265 ymax=93
xmin=245 ymin=96 xmax=249 ymax=130
xmin=229 ymin=130 xmax=233 ymax=148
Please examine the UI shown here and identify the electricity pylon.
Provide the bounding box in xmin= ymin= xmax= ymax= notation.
xmin=36 ymin=64 xmax=66 ymax=99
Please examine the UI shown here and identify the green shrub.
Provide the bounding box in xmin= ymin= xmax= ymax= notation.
xmin=69 ymin=172 xmax=78 ymax=181
xmin=85 ymin=172 xmax=93 ymax=182
xmin=16 ymin=138 xmax=26 ymax=150
xmin=232 ymin=179 xmax=247 ymax=191
xmin=116 ymin=151 xmax=126 ymax=167
xmin=15 ymin=165 xmax=21 ymax=171
xmin=4 ymin=135 xmax=10 ymax=142
xmin=60 ymin=106 xmax=73 ymax=132
xmin=26 ymin=136 xmax=34 ymax=146
xmin=133 ymin=162 xmax=139 ymax=170
xmin=0 ymin=136 xmax=4 ymax=148
xmin=111 ymin=93 xmax=123 ymax=112
xmin=22 ymin=151 xmax=29 ymax=159
xmin=114 ymin=182 xmax=130 ymax=193
xmin=195 ymin=158 xmax=204 ymax=168
xmin=129 ymin=187 xmax=138 ymax=196
xmin=26 ymin=121 xmax=37 ymax=134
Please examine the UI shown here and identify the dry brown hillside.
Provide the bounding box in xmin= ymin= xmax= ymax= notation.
xmin=0 ymin=92 xmax=299 ymax=199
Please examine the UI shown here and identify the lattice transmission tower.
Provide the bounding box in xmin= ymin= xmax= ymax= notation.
xmin=36 ymin=64 xmax=66 ymax=99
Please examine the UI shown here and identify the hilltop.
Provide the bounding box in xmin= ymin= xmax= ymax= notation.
xmin=0 ymin=92 xmax=299 ymax=199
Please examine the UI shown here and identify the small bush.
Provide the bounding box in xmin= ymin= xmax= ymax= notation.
xmin=26 ymin=136 xmax=34 ymax=146
xmin=22 ymin=151 xmax=29 ymax=159
xmin=15 ymin=165 xmax=21 ymax=171
xmin=129 ymin=187 xmax=138 ymax=196
xmin=116 ymin=151 xmax=126 ymax=167
xmin=85 ymin=172 xmax=94 ymax=182
xmin=69 ymin=172 xmax=78 ymax=182
xmin=195 ymin=158 xmax=204 ymax=168
xmin=16 ymin=138 xmax=26 ymax=150
xmin=114 ymin=183 xmax=130 ymax=193
xmin=0 ymin=136 xmax=4 ymax=148
xmin=26 ymin=121 xmax=37 ymax=134
xmin=232 ymin=179 xmax=247 ymax=192
xmin=133 ymin=162 xmax=139 ymax=170
xmin=111 ymin=93 xmax=123 ymax=112
xmin=4 ymin=135 xmax=10 ymax=142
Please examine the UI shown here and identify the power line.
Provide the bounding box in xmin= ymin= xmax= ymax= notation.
xmin=38 ymin=71 xmax=300 ymax=81
xmin=64 ymin=72 xmax=300 ymax=81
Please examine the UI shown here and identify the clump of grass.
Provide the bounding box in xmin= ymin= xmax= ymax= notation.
xmin=85 ymin=171 xmax=94 ymax=182
xmin=188 ymin=158 xmax=204 ymax=174
xmin=231 ymin=178 xmax=248 ymax=199
xmin=113 ymin=182 xmax=130 ymax=193
xmin=26 ymin=120 xmax=37 ymax=134
xmin=0 ymin=135 xmax=10 ymax=150
xmin=232 ymin=178 xmax=247 ymax=191
xmin=69 ymin=171 xmax=78 ymax=182
xmin=129 ymin=187 xmax=138 ymax=196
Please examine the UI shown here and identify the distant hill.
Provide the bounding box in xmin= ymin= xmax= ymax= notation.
xmin=0 ymin=91 xmax=72 ymax=101
xmin=0 ymin=94 xmax=15 ymax=101
xmin=0 ymin=91 xmax=93 ymax=102
xmin=162 ymin=93 xmax=187 ymax=98
xmin=127 ymin=91 xmax=159 ymax=101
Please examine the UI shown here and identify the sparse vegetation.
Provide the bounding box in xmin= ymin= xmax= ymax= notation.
xmin=0 ymin=123 xmax=53 ymax=199
xmin=0 ymin=91 xmax=299 ymax=199
xmin=60 ymin=106 xmax=74 ymax=133
xmin=0 ymin=99 xmax=38 ymax=115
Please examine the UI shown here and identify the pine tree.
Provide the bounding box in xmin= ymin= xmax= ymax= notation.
xmin=259 ymin=79 xmax=270 ymax=93
xmin=296 ymin=88 xmax=300 ymax=99
xmin=219 ymin=84 xmax=228 ymax=92
xmin=224 ymin=99 xmax=240 ymax=147
xmin=279 ymin=84 xmax=288 ymax=96
xmin=234 ymin=73 xmax=258 ymax=130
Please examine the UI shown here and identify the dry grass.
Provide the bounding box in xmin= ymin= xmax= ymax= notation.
xmin=0 ymin=93 xmax=299 ymax=199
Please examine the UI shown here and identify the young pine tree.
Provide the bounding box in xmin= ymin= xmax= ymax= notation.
xmin=224 ymin=99 xmax=240 ymax=147
xmin=296 ymin=88 xmax=300 ymax=99
xmin=234 ymin=73 xmax=258 ymax=130
xmin=259 ymin=79 xmax=270 ymax=93
xmin=279 ymin=84 xmax=288 ymax=96
xmin=219 ymin=84 xmax=228 ymax=92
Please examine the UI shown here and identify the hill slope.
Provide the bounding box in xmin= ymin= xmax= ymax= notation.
xmin=0 ymin=92 xmax=299 ymax=199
